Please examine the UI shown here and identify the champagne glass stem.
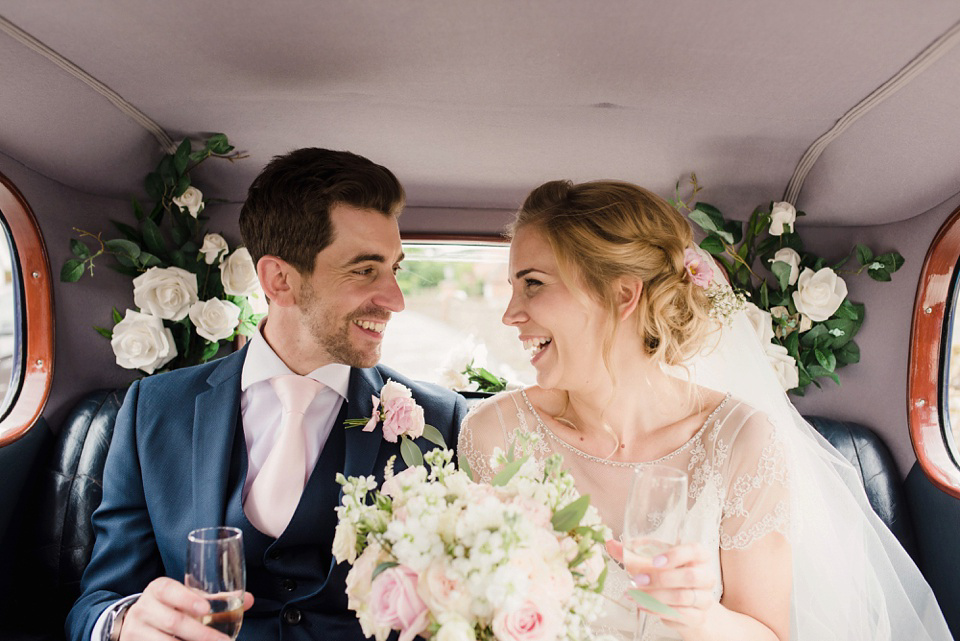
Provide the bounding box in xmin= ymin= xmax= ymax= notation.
xmin=634 ymin=610 xmax=648 ymax=641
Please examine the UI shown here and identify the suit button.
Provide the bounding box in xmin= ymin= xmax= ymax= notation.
xmin=281 ymin=578 xmax=297 ymax=592
xmin=282 ymin=607 xmax=302 ymax=625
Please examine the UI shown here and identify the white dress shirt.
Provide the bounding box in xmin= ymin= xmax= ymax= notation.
xmin=93 ymin=323 xmax=351 ymax=640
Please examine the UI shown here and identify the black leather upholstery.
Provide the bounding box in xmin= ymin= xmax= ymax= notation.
xmin=805 ymin=415 xmax=918 ymax=559
xmin=34 ymin=388 xmax=125 ymax=618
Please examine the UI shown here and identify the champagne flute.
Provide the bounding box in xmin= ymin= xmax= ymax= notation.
xmin=185 ymin=526 xmax=246 ymax=640
xmin=622 ymin=465 xmax=688 ymax=641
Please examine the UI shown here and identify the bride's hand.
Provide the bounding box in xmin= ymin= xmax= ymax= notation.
xmin=606 ymin=539 xmax=717 ymax=630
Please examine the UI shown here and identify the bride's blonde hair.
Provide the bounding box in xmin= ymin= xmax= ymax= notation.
xmin=510 ymin=179 xmax=715 ymax=371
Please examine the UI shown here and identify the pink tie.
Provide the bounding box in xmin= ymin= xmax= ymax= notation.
xmin=244 ymin=375 xmax=324 ymax=538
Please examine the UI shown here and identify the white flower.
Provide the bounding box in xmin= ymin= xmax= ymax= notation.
xmin=765 ymin=343 xmax=799 ymax=391
xmin=743 ymin=302 xmax=775 ymax=346
xmin=333 ymin=520 xmax=358 ymax=564
xmin=437 ymin=336 xmax=488 ymax=391
xmin=434 ymin=615 xmax=476 ymax=641
xmin=770 ymin=247 xmax=801 ymax=286
xmin=769 ymin=202 xmax=797 ymax=236
xmin=172 ymin=186 xmax=204 ymax=218
xmin=110 ymin=309 xmax=176 ymax=374
xmin=220 ymin=247 xmax=260 ymax=296
xmin=199 ymin=233 xmax=228 ymax=265
xmin=792 ymin=267 xmax=848 ymax=322
xmin=132 ymin=266 xmax=198 ymax=321
xmin=188 ymin=298 xmax=241 ymax=342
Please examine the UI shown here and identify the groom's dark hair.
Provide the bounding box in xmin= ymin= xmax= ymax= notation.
xmin=239 ymin=147 xmax=405 ymax=273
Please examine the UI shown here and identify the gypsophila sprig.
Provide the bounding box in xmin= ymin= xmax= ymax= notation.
xmin=673 ymin=173 xmax=904 ymax=395
xmin=60 ymin=135 xmax=265 ymax=374
xmin=333 ymin=433 xmax=613 ymax=641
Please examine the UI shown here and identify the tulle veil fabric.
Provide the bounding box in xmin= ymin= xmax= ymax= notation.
xmin=676 ymin=304 xmax=952 ymax=640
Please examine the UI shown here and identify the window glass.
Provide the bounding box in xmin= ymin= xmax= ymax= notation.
xmin=0 ymin=227 xmax=16 ymax=411
xmin=943 ymin=261 xmax=960 ymax=461
xmin=380 ymin=241 xmax=535 ymax=390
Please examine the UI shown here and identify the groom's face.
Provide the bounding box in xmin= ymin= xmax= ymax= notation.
xmin=296 ymin=204 xmax=405 ymax=368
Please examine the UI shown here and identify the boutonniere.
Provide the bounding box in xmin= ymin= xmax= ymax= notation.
xmin=345 ymin=379 xmax=446 ymax=466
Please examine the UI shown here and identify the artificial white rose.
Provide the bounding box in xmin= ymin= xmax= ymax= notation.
xmin=132 ymin=266 xmax=198 ymax=321
xmin=769 ymin=201 xmax=797 ymax=236
xmin=110 ymin=309 xmax=176 ymax=374
xmin=172 ymin=186 xmax=204 ymax=218
xmin=770 ymin=247 xmax=801 ymax=285
xmin=765 ymin=343 xmax=800 ymax=391
xmin=188 ymin=298 xmax=241 ymax=342
xmin=220 ymin=247 xmax=260 ymax=296
xmin=743 ymin=302 xmax=775 ymax=346
xmin=792 ymin=267 xmax=848 ymax=322
xmin=199 ymin=232 xmax=228 ymax=265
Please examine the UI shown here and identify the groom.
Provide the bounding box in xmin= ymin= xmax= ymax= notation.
xmin=66 ymin=148 xmax=467 ymax=641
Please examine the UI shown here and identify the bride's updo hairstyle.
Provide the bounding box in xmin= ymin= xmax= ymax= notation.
xmin=511 ymin=179 xmax=715 ymax=369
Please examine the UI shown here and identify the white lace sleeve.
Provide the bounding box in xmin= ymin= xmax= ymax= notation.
xmin=717 ymin=407 xmax=790 ymax=550
xmin=456 ymin=393 xmax=517 ymax=484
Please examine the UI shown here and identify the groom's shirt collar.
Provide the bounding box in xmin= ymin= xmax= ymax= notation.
xmin=240 ymin=320 xmax=351 ymax=400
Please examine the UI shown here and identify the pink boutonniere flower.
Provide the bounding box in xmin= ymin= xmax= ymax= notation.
xmin=345 ymin=379 xmax=445 ymax=466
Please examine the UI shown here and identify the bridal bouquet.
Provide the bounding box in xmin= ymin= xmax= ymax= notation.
xmin=333 ymin=436 xmax=611 ymax=641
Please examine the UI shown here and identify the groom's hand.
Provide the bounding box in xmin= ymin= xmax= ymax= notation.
xmin=119 ymin=577 xmax=254 ymax=641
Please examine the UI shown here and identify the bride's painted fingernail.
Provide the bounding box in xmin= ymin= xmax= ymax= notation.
xmin=632 ymin=573 xmax=651 ymax=586
xmin=652 ymin=555 xmax=668 ymax=567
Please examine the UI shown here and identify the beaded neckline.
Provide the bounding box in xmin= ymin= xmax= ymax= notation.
xmin=518 ymin=389 xmax=731 ymax=468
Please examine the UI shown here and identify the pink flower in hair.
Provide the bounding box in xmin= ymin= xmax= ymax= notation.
xmin=684 ymin=247 xmax=714 ymax=288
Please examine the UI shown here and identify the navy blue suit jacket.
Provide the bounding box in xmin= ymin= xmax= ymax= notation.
xmin=65 ymin=347 xmax=466 ymax=640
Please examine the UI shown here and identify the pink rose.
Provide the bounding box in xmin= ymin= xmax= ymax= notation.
xmin=362 ymin=395 xmax=381 ymax=432
xmin=370 ymin=565 xmax=430 ymax=641
xmin=492 ymin=596 xmax=562 ymax=641
xmin=418 ymin=559 xmax=471 ymax=618
xmin=683 ymin=247 xmax=714 ymax=288
xmin=382 ymin=396 xmax=426 ymax=442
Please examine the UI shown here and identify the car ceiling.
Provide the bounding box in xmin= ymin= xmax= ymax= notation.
xmin=0 ymin=1 xmax=959 ymax=226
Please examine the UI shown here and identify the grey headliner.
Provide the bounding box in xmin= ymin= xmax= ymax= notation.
xmin=1 ymin=1 xmax=959 ymax=226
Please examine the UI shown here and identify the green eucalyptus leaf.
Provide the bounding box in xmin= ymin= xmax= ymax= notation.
xmin=104 ymin=238 xmax=141 ymax=260
xmin=108 ymin=264 xmax=141 ymax=277
xmin=855 ymin=244 xmax=874 ymax=265
xmin=689 ymin=205 xmax=734 ymax=244
xmin=785 ymin=331 xmax=800 ymax=358
xmin=760 ymin=281 xmax=770 ymax=309
xmin=823 ymin=318 xmax=857 ymax=346
xmin=807 ymin=364 xmax=840 ymax=385
xmin=111 ymin=219 xmax=143 ymax=243
xmin=724 ymin=220 xmax=743 ymax=245
xmin=419 ymin=423 xmax=448 ymax=449
xmin=876 ymin=252 xmax=905 ymax=272
xmin=170 ymin=226 xmax=185 ymax=247
xmin=868 ymin=268 xmax=892 ymax=282
xmin=492 ymin=456 xmax=528 ymax=487
xmin=200 ymin=340 xmax=221 ymax=362
xmin=158 ymin=156 xmax=176 ymax=185
xmin=835 ymin=341 xmax=861 ymax=365
xmin=93 ymin=326 xmax=113 ymax=339
xmin=207 ymin=133 xmax=232 ymax=154
xmin=459 ymin=454 xmax=474 ymax=480
xmin=550 ymin=495 xmax=590 ymax=532
xmin=371 ymin=561 xmax=399 ymax=582
xmin=400 ymin=436 xmax=424 ymax=467
xmin=138 ymin=251 xmax=163 ymax=268
xmin=627 ymin=590 xmax=680 ymax=618
xmin=173 ymin=138 xmax=191 ymax=175
xmin=132 ymin=198 xmax=145 ymax=221
xmin=800 ymin=324 xmax=827 ymax=348
xmin=770 ymin=261 xmax=792 ymax=292
xmin=70 ymin=239 xmax=90 ymax=260
xmin=699 ymin=235 xmax=725 ymax=255
xmin=170 ymin=249 xmax=186 ymax=269
xmin=174 ymin=174 xmax=191 ymax=198
xmin=115 ymin=253 xmax=135 ymax=268
xmin=189 ymin=149 xmax=210 ymax=163
xmin=141 ymin=218 xmax=167 ymax=256
xmin=814 ymin=348 xmax=836 ymax=372
xmin=112 ymin=307 xmax=123 ymax=324
xmin=60 ymin=259 xmax=84 ymax=282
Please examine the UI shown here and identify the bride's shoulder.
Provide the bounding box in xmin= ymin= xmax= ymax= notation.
xmin=461 ymin=388 xmax=527 ymax=432
xmin=712 ymin=396 xmax=779 ymax=442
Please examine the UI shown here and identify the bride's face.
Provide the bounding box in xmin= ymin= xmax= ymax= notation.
xmin=503 ymin=225 xmax=611 ymax=391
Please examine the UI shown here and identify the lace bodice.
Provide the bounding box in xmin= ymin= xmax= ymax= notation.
xmin=458 ymin=389 xmax=790 ymax=640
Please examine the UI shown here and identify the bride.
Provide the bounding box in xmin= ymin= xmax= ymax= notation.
xmin=458 ymin=180 xmax=952 ymax=640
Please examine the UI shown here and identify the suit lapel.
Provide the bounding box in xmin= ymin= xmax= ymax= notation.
xmin=191 ymin=347 xmax=246 ymax=530
xmin=342 ymin=366 xmax=387 ymax=480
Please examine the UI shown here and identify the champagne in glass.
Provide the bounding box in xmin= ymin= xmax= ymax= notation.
xmin=622 ymin=465 xmax=688 ymax=641
xmin=186 ymin=526 xmax=246 ymax=639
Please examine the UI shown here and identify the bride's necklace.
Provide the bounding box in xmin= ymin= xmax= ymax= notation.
xmin=520 ymin=389 xmax=731 ymax=468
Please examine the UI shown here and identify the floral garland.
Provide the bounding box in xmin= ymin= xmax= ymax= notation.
xmin=60 ymin=134 xmax=265 ymax=374
xmin=673 ymin=174 xmax=904 ymax=395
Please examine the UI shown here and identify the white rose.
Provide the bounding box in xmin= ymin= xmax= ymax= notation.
xmin=132 ymin=266 xmax=198 ymax=321
xmin=220 ymin=248 xmax=260 ymax=296
xmin=770 ymin=247 xmax=801 ymax=285
xmin=435 ymin=615 xmax=476 ymax=641
xmin=172 ymin=186 xmax=204 ymax=218
xmin=765 ymin=343 xmax=799 ymax=391
xmin=199 ymin=233 xmax=228 ymax=265
xmin=380 ymin=379 xmax=414 ymax=405
xmin=792 ymin=267 xmax=847 ymax=322
xmin=110 ymin=309 xmax=176 ymax=374
xmin=769 ymin=202 xmax=797 ymax=236
xmin=743 ymin=302 xmax=775 ymax=346
xmin=188 ymin=298 xmax=241 ymax=342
